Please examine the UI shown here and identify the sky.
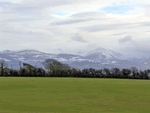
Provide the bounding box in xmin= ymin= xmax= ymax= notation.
xmin=0 ymin=0 xmax=150 ymax=58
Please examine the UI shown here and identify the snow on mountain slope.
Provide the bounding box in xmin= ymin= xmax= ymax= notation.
xmin=1 ymin=50 xmax=11 ymax=53
xmin=0 ymin=50 xmax=15 ymax=54
xmin=107 ymin=49 xmax=128 ymax=60
xmin=139 ymin=58 xmax=150 ymax=68
xmin=15 ymin=49 xmax=46 ymax=55
xmin=84 ymin=47 xmax=128 ymax=60
xmin=0 ymin=48 xmax=148 ymax=70
xmin=0 ymin=57 xmax=11 ymax=61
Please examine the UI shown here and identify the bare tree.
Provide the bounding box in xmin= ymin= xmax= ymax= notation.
xmin=42 ymin=59 xmax=70 ymax=76
xmin=131 ymin=67 xmax=138 ymax=78
xmin=139 ymin=70 xmax=145 ymax=79
xmin=143 ymin=69 xmax=150 ymax=79
xmin=111 ymin=68 xmax=121 ymax=78
xmin=97 ymin=69 xmax=103 ymax=77
xmin=0 ymin=59 xmax=8 ymax=76
xmin=89 ymin=68 xmax=96 ymax=77
xmin=82 ymin=68 xmax=90 ymax=77
xmin=23 ymin=63 xmax=35 ymax=76
xmin=103 ymin=68 xmax=111 ymax=77
xmin=121 ymin=69 xmax=131 ymax=78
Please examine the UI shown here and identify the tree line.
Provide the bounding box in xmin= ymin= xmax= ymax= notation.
xmin=0 ymin=58 xmax=150 ymax=79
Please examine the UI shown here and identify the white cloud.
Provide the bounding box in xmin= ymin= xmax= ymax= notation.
xmin=71 ymin=33 xmax=88 ymax=43
xmin=118 ymin=35 xmax=133 ymax=44
xmin=0 ymin=0 xmax=150 ymax=58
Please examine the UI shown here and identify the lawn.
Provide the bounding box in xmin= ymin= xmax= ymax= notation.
xmin=0 ymin=77 xmax=150 ymax=113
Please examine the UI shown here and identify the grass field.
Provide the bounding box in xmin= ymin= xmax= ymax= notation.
xmin=0 ymin=77 xmax=150 ymax=113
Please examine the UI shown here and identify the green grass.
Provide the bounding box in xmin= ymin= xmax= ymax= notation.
xmin=0 ymin=77 xmax=150 ymax=113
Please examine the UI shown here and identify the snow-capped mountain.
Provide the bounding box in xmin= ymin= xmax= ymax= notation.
xmin=84 ymin=47 xmax=128 ymax=60
xmin=137 ymin=58 xmax=150 ymax=69
xmin=0 ymin=48 xmax=149 ymax=70
xmin=0 ymin=50 xmax=13 ymax=53
xmin=81 ymin=47 xmax=136 ymax=69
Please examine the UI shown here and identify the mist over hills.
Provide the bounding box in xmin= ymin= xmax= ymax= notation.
xmin=0 ymin=47 xmax=149 ymax=70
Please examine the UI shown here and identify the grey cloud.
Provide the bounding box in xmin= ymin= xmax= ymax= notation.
xmin=22 ymin=0 xmax=72 ymax=8
xmin=0 ymin=1 xmax=54 ymax=47
xmin=70 ymin=11 xmax=105 ymax=18
xmin=0 ymin=1 xmax=51 ymax=26
xmin=0 ymin=17 xmax=44 ymax=23
xmin=143 ymin=4 xmax=150 ymax=10
xmin=118 ymin=35 xmax=133 ymax=44
xmin=0 ymin=31 xmax=54 ymax=47
xmin=143 ymin=5 xmax=150 ymax=16
xmin=140 ymin=22 xmax=150 ymax=27
xmin=119 ymin=38 xmax=150 ymax=58
xmin=0 ymin=22 xmax=53 ymax=46
xmin=0 ymin=29 xmax=50 ymax=36
xmin=112 ymin=32 xmax=127 ymax=36
xmin=0 ymin=1 xmax=48 ymax=16
xmin=79 ymin=22 xmax=147 ymax=32
xmin=0 ymin=1 xmax=13 ymax=7
xmin=78 ymin=23 xmax=139 ymax=32
xmin=117 ymin=36 xmax=150 ymax=58
xmin=22 ymin=0 xmax=89 ymax=7
xmin=50 ymin=19 xmax=92 ymax=26
xmin=50 ymin=17 xmax=110 ymax=26
xmin=12 ymin=0 xmax=99 ymax=16
xmin=0 ymin=2 xmax=15 ymax=14
xmin=144 ymin=5 xmax=150 ymax=8
xmin=0 ymin=0 xmax=90 ymax=15
xmin=71 ymin=33 xmax=88 ymax=43
xmin=13 ymin=6 xmax=43 ymax=14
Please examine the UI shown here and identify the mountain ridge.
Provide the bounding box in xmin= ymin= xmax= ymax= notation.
xmin=0 ymin=48 xmax=149 ymax=70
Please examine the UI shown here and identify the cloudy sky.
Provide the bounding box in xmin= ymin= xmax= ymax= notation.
xmin=0 ymin=0 xmax=150 ymax=58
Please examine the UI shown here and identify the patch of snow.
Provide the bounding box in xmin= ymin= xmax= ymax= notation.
xmin=102 ymin=63 xmax=109 ymax=65
xmin=85 ymin=47 xmax=108 ymax=57
xmin=85 ymin=47 xmax=128 ymax=60
xmin=33 ymin=55 xmax=41 ymax=58
xmin=111 ymin=61 xmax=117 ymax=64
xmin=15 ymin=50 xmax=44 ymax=55
xmin=2 ymin=50 xmax=11 ymax=53
xmin=10 ymin=55 xmax=18 ymax=57
xmin=56 ymin=58 xmax=68 ymax=62
xmin=0 ymin=58 xmax=11 ymax=61
xmin=18 ymin=57 xmax=25 ymax=61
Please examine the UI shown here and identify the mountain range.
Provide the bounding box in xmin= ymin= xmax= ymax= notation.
xmin=0 ymin=47 xmax=149 ymax=70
